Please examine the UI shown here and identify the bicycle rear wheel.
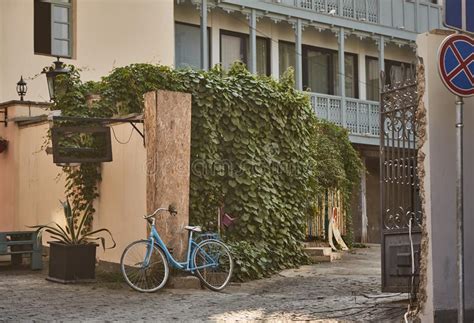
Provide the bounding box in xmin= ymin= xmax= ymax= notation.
xmin=120 ymin=240 xmax=169 ymax=292
xmin=192 ymin=239 xmax=233 ymax=291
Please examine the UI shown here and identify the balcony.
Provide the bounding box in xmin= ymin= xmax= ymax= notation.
xmin=309 ymin=93 xmax=380 ymax=145
xmin=279 ymin=0 xmax=379 ymax=23
xmin=258 ymin=0 xmax=441 ymax=38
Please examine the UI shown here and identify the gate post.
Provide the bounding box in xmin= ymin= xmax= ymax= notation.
xmin=144 ymin=90 xmax=192 ymax=260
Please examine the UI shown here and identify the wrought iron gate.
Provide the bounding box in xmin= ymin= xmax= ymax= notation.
xmin=380 ymin=73 xmax=422 ymax=293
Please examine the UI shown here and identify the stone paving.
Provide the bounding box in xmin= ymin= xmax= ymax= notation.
xmin=0 ymin=245 xmax=408 ymax=322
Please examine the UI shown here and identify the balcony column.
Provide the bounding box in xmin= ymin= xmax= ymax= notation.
xmin=360 ymin=156 xmax=368 ymax=243
xmin=295 ymin=19 xmax=303 ymax=91
xmin=415 ymin=0 xmax=420 ymax=33
xmin=338 ymin=27 xmax=346 ymax=128
xmin=249 ymin=9 xmax=257 ymax=74
xmin=200 ymin=0 xmax=209 ymax=71
xmin=378 ymin=35 xmax=385 ymax=88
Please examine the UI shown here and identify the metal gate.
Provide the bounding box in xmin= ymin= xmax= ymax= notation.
xmin=380 ymin=73 xmax=422 ymax=293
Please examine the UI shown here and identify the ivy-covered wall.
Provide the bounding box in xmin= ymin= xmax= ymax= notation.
xmin=53 ymin=63 xmax=362 ymax=280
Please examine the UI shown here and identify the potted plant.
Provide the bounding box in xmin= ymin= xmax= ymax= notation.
xmin=31 ymin=200 xmax=115 ymax=283
xmin=0 ymin=136 xmax=8 ymax=153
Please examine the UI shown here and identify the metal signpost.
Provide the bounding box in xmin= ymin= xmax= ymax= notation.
xmin=440 ymin=2 xmax=474 ymax=321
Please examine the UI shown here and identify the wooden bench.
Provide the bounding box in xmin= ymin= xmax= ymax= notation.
xmin=0 ymin=231 xmax=43 ymax=270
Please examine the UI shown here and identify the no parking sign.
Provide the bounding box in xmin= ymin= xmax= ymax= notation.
xmin=438 ymin=34 xmax=474 ymax=97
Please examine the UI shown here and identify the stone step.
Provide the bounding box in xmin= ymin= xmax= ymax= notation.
xmin=304 ymin=247 xmax=332 ymax=256
xmin=304 ymin=247 xmax=343 ymax=263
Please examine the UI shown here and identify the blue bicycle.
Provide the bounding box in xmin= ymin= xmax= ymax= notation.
xmin=120 ymin=205 xmax=233 ymax=292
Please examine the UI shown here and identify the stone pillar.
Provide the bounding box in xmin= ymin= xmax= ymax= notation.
xmin=144 ymin=90 xmax=192 ymax=260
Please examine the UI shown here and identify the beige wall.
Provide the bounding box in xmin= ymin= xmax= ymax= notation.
xmin=0 ymin=107 xmax=19 ymax=231
xmin=175 ymin=3 xmax=415 ymax=100
xmin=0 ymin=0 xmax=175 ymax=102
xmin=0 ymin=104 xmax=146 ymax=263
xmin=417 ymin=30 xmax=474 ymax=321
xmin=95 ymin=122 xmax=147 ymax=263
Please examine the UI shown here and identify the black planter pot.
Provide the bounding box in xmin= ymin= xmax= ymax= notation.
xmin=47 ymin=241 xmax=98 ymax=283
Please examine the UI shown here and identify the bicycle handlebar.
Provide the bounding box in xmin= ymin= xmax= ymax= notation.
xmin=144 ymin=205 xmax=178 ymax=219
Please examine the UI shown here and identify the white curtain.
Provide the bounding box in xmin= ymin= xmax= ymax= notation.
xmin=221 ymin=34 xmax=244 ymax=70
xmin=278 ymin=42 xmax=295 ymax=78
xmin=256 ymin=38 xmax=268 ymax=76
xmin=366 ymin=58 xmax=379 ymax=101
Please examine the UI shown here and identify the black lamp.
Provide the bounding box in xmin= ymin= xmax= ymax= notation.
xmin=44 ymin=57 xmax=69 ymax=101
xmin=16 ymin=76 xmax=27 ymax=101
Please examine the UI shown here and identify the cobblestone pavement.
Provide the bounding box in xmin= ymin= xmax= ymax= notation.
xmin=0 ymin=245 xmax=408 ymax=322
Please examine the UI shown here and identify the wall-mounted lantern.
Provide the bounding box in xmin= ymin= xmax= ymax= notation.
xmin=16 ymin=76 xmax=27 ymax=101
xmin=43 ymin=57 xmax=69 ymax=101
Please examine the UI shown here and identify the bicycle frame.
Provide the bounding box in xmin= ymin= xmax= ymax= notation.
xmin=144 ymin=224 xmax=218 ymax=272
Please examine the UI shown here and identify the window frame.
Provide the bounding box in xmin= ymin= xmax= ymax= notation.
xmin=219 ymin=29 xmax=271 ymax=76
xmin=302 ymin=44 xmax=359 ymax=98
xmin=174 ymin=21 xmax=212 ymax=70
xmin=34 ymin=0 xmax=73 ymax=58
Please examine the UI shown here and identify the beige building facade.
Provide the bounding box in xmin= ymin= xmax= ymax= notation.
xmin=0 ymin=0 xmax=175 ymax=102
xmin=0 ymin=0 xmax=174 ymax=263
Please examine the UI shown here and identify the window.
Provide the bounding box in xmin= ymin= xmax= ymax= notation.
xmin=220 ymin=30 xmax=271 ymax=76
xmin=279 ymin=41 xmax=295 ymax=78
xmin=385 ymin=60 xmax=416 ymax=85
xmin=221 ymin=32 xmax=246 ymax=70
xmin=34 ymin=0 xmax=73 ymax=58
xmin=365 ymin=57 xmax=415 ymax=101
xmin=175 ymin=22 xmax=211 ymax=69
xmin=303 ymin=45 xmax=358 ymax=98
xmin=256 ymin=37 xmax=270 ymax=76
xmin=304 ymin=47 xmax=332 ymax=94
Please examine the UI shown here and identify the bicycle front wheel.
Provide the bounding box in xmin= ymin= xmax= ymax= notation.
xmin=120 ymin=240 xmax=169 ymax=292
xmin=192 ymin=239 xmax=233 ymax=291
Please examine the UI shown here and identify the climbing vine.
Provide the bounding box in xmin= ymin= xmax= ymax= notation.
xmin=51 ymin=63 xmax=362 ymax=280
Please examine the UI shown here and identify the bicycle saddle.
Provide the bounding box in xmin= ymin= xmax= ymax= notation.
xmin=185 ymin=226 xmax=202 ymax=232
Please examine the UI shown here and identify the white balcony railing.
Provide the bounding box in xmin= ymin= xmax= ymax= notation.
xmin=284 ymin=0 xmax=379 ymax=23
xmin=270 ymin=0 xmax=441 ymax=33
xmin=309 ymin=93 xmax=380 ymax=138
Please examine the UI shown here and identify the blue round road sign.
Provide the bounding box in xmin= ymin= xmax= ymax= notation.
xmin=438 ymin=34 xmax=474 ymax=97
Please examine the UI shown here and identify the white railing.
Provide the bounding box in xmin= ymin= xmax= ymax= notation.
xmin=309 ymin=93 xmax=380 ymax=138
xmin=278 ymin=0 xmax=379 ymax=23
xmin=267 ymin=0 xmax=442 ymax=32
